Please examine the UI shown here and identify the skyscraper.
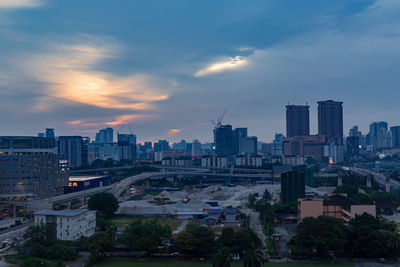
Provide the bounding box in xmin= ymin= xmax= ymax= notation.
xmin=368 ymin=122 xmax=390 ymax=148
xmin=58 ymin=136 xmax=83 ymax=168
xmin=391 ymin=126 xmax=400 ymax=148
xmin=318 ymin=100 xmax=343 ymax=145
xmin=214 ymin=124 xmax=233 ymax=157
xmin=233 ymin=128 xmax=247 ymax=155
xmin=95 ymin=128 xmax=114 ymax=143
xmin=45 ymin=128 xmax=55 ymax=139
xmin=286 ymin=104 xmax=310 ymax=137
xmin=117 ymin=133 xmax=137 ymax=161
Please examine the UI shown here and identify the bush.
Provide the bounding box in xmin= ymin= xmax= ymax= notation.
xmin=48 ymin=243 xmax=77 ymax=261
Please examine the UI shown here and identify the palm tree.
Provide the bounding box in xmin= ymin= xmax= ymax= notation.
xmin=243 ymin=249 xmax=264 ymax=267
xmin=213 ymin=246 xmax=232 ymax=267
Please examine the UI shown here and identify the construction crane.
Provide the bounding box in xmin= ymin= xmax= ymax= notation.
xmin=210 ymin=109 xmax=228 ymax=128
xmin=225 ymin=164 xmax=234 ymax=186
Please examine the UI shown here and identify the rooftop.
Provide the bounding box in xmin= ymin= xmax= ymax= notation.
xmin=34 ymin=209 xmax=95 ymax=217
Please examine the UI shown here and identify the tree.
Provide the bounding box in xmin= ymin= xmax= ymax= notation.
xmin=219 ymin=227 xmax=236 ymax=248
xmin=234 ymin=229 xmax=262 ymax=255
xmin=288 ymin=216 xmax=347 ymax=258
xmin=174 ymin=224 xmax=216 ymax=257
xmin=26 ymin=224 xmax=56 ymax=246
xmin=124 ymin=219 xmax=172 ymax=254
xmin=243 ymin=249 xmax=264 ymax=267
xmin=88 ymin=192 xmax=119 ymax=218
xmin=212 ymin=246 xmax=232 ymax=267
xmin=88 ymin=225 xmax=116 ymax=263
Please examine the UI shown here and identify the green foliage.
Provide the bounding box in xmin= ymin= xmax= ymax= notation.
xmin=212 ymin=246 xmax=232 ymax=267
xmin=243 ymin=249 xmax=264 ymax=267
xmin=288 ymin=216 xmax=347 ymax=258
xmin=346 ymin=213 xmax=399 ymax=258
xmin=248 ymin=194 xmax=256 ymax=209
xmin=219 ymin=228 xmax=236 ymax=248
xmin=289 ymin=213 xmax=400 ymax=260
xmin=123 ymin=219 xmax=172 ymax=254
xmin=174 ymin=224 xmax=215 ymax=257
xmin=26 ymin=224 xmax=56 ymax=246
xmin=88 ymin=225 xmax=117 ymax=264
xmin=88 ymin=192 xmax=119 ymax=218
xmin=48 ymin=243 xmax=77 ymax=261
xmin=21 ymin=258 xmax=51 ymax=267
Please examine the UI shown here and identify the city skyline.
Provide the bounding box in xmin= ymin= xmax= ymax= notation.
xmin=1 ymin=0 xmax=400 ymax=143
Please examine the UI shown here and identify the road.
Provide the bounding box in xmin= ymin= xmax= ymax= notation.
xmin=243 ymin=209 xmax=266 ymax=249
xmin=349 ymin=167 xmax=400 ymax=188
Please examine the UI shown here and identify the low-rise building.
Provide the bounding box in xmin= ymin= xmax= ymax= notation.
xmin=201 ymin=155 xmax=228 ymax=168
xmin=298 ymin=194 xmax=376 ymax=222
xmin=235 ymin=154 xmax=262 ymax=167
xmin=34 ymin=209 xmax=96 ymax=241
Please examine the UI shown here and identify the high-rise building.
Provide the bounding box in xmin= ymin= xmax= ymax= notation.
xmin=0 ymin=136 xmax=68 ymax=202
xmin=154 ymin=140 xmax=169 ymax=152
xmin=233 ymin=128 xmax=247 ymax=155
xmin=58 ymin=136 xmax=83 ymax=168
xmin=191 ymin=140 xmax=202 ymax=158
xmin=81 ymin=137 xmax=90 ymax=167
xmin=391 ymin=126 xmax=400 ymax=148
xmin=45 ymin=128 xmax=55 ymax=139
xmin=281 ymin=170 xmax=305 ymax=205
xmin=286 ymin=105 xmax=310 ymax=137
xmin=272 ymin=133 xmax=285 ymax=156
xmin=95 ymin=128 xmax=114 ymax=144
xmin=117 ymin=133 xmax=137 ymax=162
xmin=241 ymin=136 xmax=258 ymax=154
xmin=368 ymin=122 xmax=390 ymax=148
xmin=318 ymin=100 xmax=343 ymax=145
xmin=172 ymin=140 xmax=187 ymax=151
xmin=213 ymin=124 xmax=233 ymax=157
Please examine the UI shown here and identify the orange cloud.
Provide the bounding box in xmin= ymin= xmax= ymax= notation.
xmin=167 ymin=129 xmax=182 ymax=134
xmin=66 ymin=120 xmax=82 ymax=125
xmin=105 ymin=114 xmax=146 ymax=126
xmin=27 ymin=39 xmax=170 ymax=111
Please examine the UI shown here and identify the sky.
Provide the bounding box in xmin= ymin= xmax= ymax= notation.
xmin=1 ymin=0 xmax=400 ymax=143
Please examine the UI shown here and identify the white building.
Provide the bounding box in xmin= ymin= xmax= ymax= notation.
xmin=34 ymin=209 xmax=96 ymax=241
xmin=235 ymin=154 xmax=262 ymax=167
xmin=282 ymin=155 xmax=305 ymax=166
xmin=201 ymin=155 xmax=228 ymax=168
xmin=191 ymin=140 xmax=202 ymax=158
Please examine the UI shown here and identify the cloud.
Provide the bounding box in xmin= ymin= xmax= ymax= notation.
xmin=23 ymin=38 xmax=170 ymax=111
xmin=0 ymin=0 xmax=41 ymax=8
xmin=167 ymin=129 xmax=182 ymax=134
xmin=105 ymin=114 xmax=148 ymax=126
xmin=194 ymin=56 xmax=248 ymax=77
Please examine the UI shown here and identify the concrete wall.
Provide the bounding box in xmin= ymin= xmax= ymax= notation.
xmin=298 ymin=198 xmax=323 ymax=221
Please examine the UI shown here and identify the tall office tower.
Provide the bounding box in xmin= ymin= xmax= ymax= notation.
xmin=191 ymin=140 xmax=202 ymax=158
xmin=272 ymin=133 xmax=285 ymax=156
xmin=391 ymin=126 xmax=400 ymax=148
xmin=45 ymin=128 xmax=55 ymax=139
xmin=233 ymin=128 xmax=248 ymax=155
xmin=58 ymin=136 xmax=83 ymax=168
xmin=213 ymin=124 xmax=233 ymax=157
xmin=95 ymin=128 xmax=114 ymax=143
xmin=0 ymin=137 xmax=68 ymax=203
xmin=318 ymin=100 xmax=343 ymax=145
xmin=281 ymin=170 xmax=305 ymax=205
xmin=172 ymin=140 xmax=187 ymax=151
xmin=286 ymin=104 xmax=310 ymax=137
xmin=81 ymin=137 xmax=90 ymax=167
xmin=349 ymin=125 xmax=361 ymax=137
xmin=154 ymin=140 xmax=170 ymax=152
xmin=242 ymin=136 xmax=258 ymax=154
xmin=368 ymin=122 xmax=390 ymax=148
xmin=117 ymin=133 xmax=137 ymax=161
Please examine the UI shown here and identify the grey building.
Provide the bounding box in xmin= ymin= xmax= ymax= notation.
xmin=368 ymin=122 xmax=390 ymax=148
xmin=286 ymin=105 xmax=310 ymax=137
xmin=58 ymin=136 xmax=83 ymax=168
xmin=95 ymin=128 xmax=113 ymax=144
xmin=391 ymin=126 xmax=400 ymax=148
xmin=0 ymin=137 xmax=68 ymax=202
xmin=214 ymin=124 xmax=233 ymax=157
xmin=117 ymin=133 xmax=137 ymax=162
xmin=154 ymin=140 xmax=170 ymax=152
xmin=233 ymin=128 xmax=247 ymax=155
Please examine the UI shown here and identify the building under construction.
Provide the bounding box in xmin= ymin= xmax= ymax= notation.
xmin=0 ymin=136 xmax=69 ymax=216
